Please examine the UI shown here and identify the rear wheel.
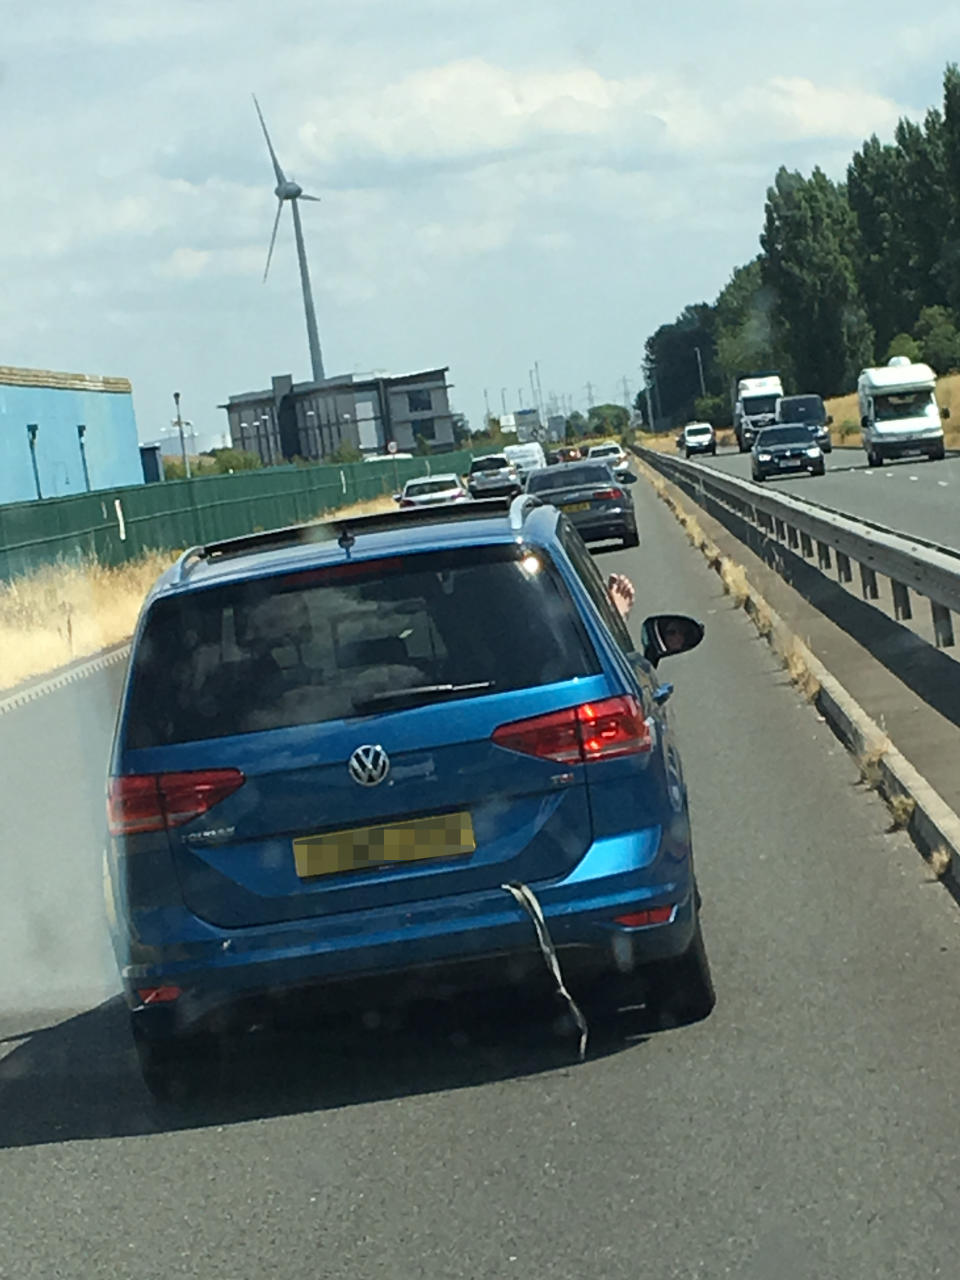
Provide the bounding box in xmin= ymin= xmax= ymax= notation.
xmin=645 ymin=920 xmax=715 ymax=1027
xmin=133 ymin=1024 xmax=223 ymax=1103
xmin=621 ymin=528 xmax=640 ymax=549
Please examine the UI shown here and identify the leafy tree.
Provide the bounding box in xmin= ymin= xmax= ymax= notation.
xmin=712 ymin=259 xmax=786 ymax=398
xmin=587 ymin=404 xmax=629 ymax=436
xmin=328 ymin=441 xmax=363 ymax=464
xmin=643 ymin=303 xmax=717 ymax=427
xmin=693 ymin=394 xmax=729 ymax=427
xmin=761 ymin=166 xmax=873 ymax=393
xmin=565 ymin=411 xmax=587 ymax=441
xmin=885 ymin=332 xmax=922 ymax=362
xmin=204 ymin=447 xmax=261 ymax=473
xmin=847 ymin=135 xmax=914 ymax=350
xmin=915 ymin=305 xmax=960 ymax=371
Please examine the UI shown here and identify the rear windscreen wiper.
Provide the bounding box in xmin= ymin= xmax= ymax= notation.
xmin=352 ymin=682 xmax=495 ymax=713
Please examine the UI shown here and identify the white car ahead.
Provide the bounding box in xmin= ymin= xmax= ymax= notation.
xmin=395 ymin=474 xmax=471 ymax=508
xmin=585 ymin=441 xmax=630 ymax=476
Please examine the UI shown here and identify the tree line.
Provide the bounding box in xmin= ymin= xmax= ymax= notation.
xmin=644 ymin=64 xmax=960 ymax=429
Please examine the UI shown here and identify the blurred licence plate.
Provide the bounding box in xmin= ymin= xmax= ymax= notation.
xmin=562 ymin=502 xmax=591 ymax=512
xmin=294 ymin=812 xmax=476 ymax=878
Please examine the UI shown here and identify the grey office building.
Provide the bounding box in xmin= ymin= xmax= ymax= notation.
xmin=222 ymin=367 xmax=455 ymax=464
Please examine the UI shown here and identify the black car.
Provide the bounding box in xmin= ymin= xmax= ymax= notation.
xmin=751 ymin=426 xmax=825 ymax=482
xmin=526 ymin=461 xmax=639 ymax=547
xmin=776 ymin=394 xmax=833 ymax=454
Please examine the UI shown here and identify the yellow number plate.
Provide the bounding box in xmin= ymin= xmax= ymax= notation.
xmin=293 ymin=812 xmax=476 ymax=879
xmin=562 ymin=501 xmax=591 ymax=512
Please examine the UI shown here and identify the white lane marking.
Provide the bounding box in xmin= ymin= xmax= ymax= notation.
xmin=939 ymin=480 xmax=949 ymax=487
xmin=0 ymin=644 xmax=131 ymax=718
xmin=909 ymin=475 xmax=919 ymax=481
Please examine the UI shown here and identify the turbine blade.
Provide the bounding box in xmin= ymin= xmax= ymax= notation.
xmin=263 ymin=199 xmax=283 ymax=281
xmin=252 ymin=93 xmax=286 ymax=188
xmin=299 ymin=193 xmax=322 ymax=203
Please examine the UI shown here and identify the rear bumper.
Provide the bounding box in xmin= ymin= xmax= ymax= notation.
xmin=120 ymin=826 xmax=695 ymax=1036
xmin=567 ymin=508 xmax=636 ymax=541
xmin=754 ymin=459 xmax=821 ymax=477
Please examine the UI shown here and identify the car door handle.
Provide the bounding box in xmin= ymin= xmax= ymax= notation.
xmin=653 ymin=683 xmax=674 ymax=705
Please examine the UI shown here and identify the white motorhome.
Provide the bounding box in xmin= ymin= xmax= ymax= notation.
xmin=857 ymin=358 xmax=947 ymax=466
xmin=734 ymin=374 xmax=784 ymax=452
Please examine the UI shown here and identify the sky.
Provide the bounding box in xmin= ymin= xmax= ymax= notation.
xmin=2 ymin=0 xmax=959 ymax=448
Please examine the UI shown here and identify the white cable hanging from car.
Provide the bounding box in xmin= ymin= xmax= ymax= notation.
xmin=501 ymin=881 xmax=588 ymax=1061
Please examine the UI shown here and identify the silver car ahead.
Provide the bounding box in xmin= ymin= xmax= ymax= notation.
xmin=395 ymin=474 xmax=471 ymax=508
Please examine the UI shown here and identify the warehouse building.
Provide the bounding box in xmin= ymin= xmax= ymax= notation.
xmin=221 ymin=367 xmax=455 ymax=463
xmin=0 ymin=365 xmax=142 ymax=505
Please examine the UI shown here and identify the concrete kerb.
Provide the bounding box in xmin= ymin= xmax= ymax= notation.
xmin=634 ymin=456 xmax=960 ymax=892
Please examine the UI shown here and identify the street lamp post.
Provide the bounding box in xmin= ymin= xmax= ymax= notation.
xmin=26 ymin=424 xmax=42 ymax=499
xmin=694 ymin=347 xmax=706 ymax=398
xmin=77 ymin=424 xmax=91 ymax=492
xmin=173 ymin=392 xmax=191 ymax=478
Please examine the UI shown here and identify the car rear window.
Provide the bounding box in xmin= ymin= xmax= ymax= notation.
xmin=405 ymin=478 xmax=458 ymax=496
xmin=527 ymin=464 xmax=611 ymax=491
xmin=470 ymin=456 xmax=508 ymax=472
xmin=757 ymin=427 xmax=814 ymax=446
xmin=589 ymin=446 xmax=619 ymax=456
xmin=123 ymin=545 xmax=601 ymax=747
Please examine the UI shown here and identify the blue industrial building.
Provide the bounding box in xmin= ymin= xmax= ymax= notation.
xmin=0 ymin=365 xmax=143 ymax=505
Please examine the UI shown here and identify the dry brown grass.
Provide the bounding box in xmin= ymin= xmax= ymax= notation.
xmin=859 ymin=737 xmax=892 ymax=789
xmin=928 ymin=846 xmax=953 ymax=879
xmin=0 ymin=552 xmax=176 ymax=691
xmin=886 ymin=793 xmax=917 ymax=831
xmin=0 ymin=493 xmax=401 ymax=694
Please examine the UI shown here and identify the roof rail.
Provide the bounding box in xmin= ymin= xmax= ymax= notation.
xmin=509 ymin=493 xmax=543 ymax=530
xmin=174 ymin=499 xmax=518 ymax=580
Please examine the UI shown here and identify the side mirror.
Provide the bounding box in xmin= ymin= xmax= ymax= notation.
xmin=860 ymin=415 xmax=869 ymax=430
xmin=941 ymin=406 xmax=951 ymax=420
xmin=392 ymin=493 xmax=402 ymax=503
xmin=621 ymin=471 xmax=638 ymax=484
xmin=826 ymin=414 xmax=834 ymax=426
xmin=640 ymin=614 xmax=705 ymax=667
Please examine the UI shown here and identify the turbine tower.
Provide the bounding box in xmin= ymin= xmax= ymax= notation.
xmin=253 ymin=95 xmax=325 ymax=382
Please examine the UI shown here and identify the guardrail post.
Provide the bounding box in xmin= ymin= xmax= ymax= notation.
xmin=775 ymin=518 xmax=785 ymax=540
xmin=859 ymin=564 xmax=879 ymax=600
xmin=816 ymin=541 xmax=832 ymax=571
xmin=800 ymin=532 xmax=813 ymax=558
xmin=931 ymin=601 xmax=955 ymax=648
xmin=787 ymin=526 xmax=799 ymax=550
xmin=836 ymin=551 xmax=852 ymax=583
xmin=891 ymin=580 xmax=912 ymax=621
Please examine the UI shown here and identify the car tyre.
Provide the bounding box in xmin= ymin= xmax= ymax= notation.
xmin=621 ymin=528 xmax=640 ymax=549
xmin=708 ymin=445 xmax=717 ymax=456
xmin=811 ymin=463 xmax=826 ymax=477
xmin=929 ymin=443 xmax=946 ymax=462
xmin=867 ymin=447 xmax=882 ymax=468
xmin=646 ymin=919 xmax=715 ymax=1028
xmin=133 ymin=1024 xmax=223 ymax=1104
xmin=752 ymin=470 xmax=764 ymax=483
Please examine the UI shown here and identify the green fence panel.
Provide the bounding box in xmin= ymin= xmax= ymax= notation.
xmin=0 ymin=450 xmax=476 ymax=582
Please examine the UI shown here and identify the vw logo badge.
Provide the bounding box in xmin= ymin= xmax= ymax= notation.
xmin=348 ymin=744 xmax=391 ymax=787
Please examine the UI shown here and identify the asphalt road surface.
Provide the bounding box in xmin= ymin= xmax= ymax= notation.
xmin=2 ymin=489 xmax=960 ymax=1279
xmin=696 ymin=445 xmax=960 ymax=551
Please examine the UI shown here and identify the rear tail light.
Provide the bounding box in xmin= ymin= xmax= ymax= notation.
xmin=107 ymin=769 xmax=245 ymax=836
xmin=136 ymin=985 xmax=183 ymax=1004
xmin=492 ymin=696 xmax=652 ymax=763
xmin=592 ymin=487 xmax=624 ymax=501
xmin=614 ymin=905 xmax=676 ymax=928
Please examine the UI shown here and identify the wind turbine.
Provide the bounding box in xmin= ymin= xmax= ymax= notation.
xmin=253 ymin=94 xmax=326 ymax=383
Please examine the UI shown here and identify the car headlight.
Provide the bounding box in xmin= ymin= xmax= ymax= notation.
xmin=805 ymin=447 xmax=821 ymax=458
xmin=757 ymin=452 xmax=772 ymax=462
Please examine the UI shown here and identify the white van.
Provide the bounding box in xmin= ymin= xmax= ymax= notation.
xmin=503 ymin=442 xmax=546 ymax=479
xmin=857 ymin=358 xmax=948 ymax=466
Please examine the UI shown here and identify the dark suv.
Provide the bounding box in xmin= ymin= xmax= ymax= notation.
xmin=106 ymin=497 xmax=710 ymax=1099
